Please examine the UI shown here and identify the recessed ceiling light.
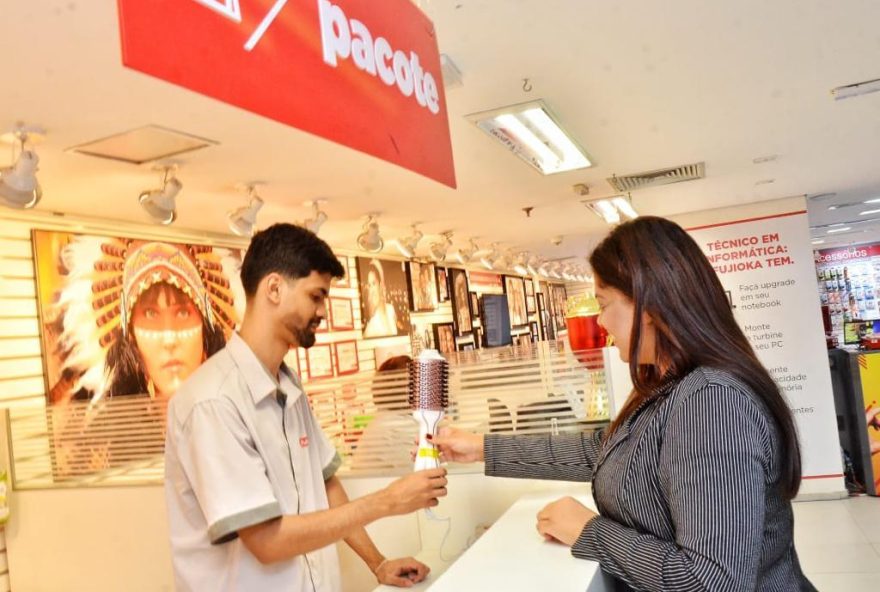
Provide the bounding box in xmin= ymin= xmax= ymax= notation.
xmin=827 ymin=226 xmax=852 ymax=234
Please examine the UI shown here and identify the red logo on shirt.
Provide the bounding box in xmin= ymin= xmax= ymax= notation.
xmin=299 ymin=436 xmax=309 ymax=448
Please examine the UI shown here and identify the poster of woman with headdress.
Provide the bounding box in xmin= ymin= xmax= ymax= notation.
xmin=32 ymin=230 xmax=244 ymax=478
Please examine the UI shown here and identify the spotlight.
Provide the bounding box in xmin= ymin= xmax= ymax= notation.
xmin=452 ymin=238 xmax=479 ymax=264
xmin=301 ymin=200 xmax=328 ymax=235
xmin=394 ymin=224 xmax=423 ymax=258
xmin=429 ymin=231 xmax=453 ymax=262
xmin=227 ymin=185 xmax=264 ymax=237
xmin=356 ymin=215 xmax=384 ymax=252
xmin=139 ymin=166 xmax=181 ymax=225
xmin=0 ymin=123 xmax=44 ymax=209
xmin=479 ymin=243 xmax=500 ymax=270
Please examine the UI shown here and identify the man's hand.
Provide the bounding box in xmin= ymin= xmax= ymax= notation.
xmin=374 ymin=557 xmax=430 ymax=587
xmin=428 ymin=426 xmax=485 ymax=463
xmin=379 ymin=467 xmax=447 ymax=516
xmin=536 ymin=496 xmax=597 ymax=546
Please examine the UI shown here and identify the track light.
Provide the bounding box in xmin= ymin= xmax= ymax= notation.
xmin=227 ymin=185 xmax=264 ymax=237
xmin=0 ymin=123 xmax=44 ymax=209
xmin=429 ymin=231 xmax=453 ymax=262
xmin=301 ymin=200 xmax=328 ymax=235
xmin=139 ymin=166 xmax=181 ymax=225
xmin=480 ymin=243 xmax=500 ymax=270
xmin=512 ymin=252 xmax=529 ymax=276
xmin=526 ymin=254 xmax=541 ymax=276
xmin=356 ymin=215 xmax=384 ymax=253
xmin=394 ymin=224 xmax=423 ymax=258
xmin=452 ymin=238 xmax=479 ymax=264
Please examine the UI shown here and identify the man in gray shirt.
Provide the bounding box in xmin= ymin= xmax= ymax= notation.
xmin=165 ymin=223 xmax=447 ymax=591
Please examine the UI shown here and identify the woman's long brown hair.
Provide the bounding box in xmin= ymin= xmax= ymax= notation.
xmin=589 ymin=216 xmax=802 ymax=499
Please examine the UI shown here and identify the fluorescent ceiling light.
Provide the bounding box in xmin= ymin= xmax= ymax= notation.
xmin=860 ymin=208 xmax=880 ymax=216
xmin=467 ymin=100 xmax=591 ymax=175
xmin=811 ymin=239 xmax=825 ymax=245
xmin=583 ymin=196 xmax=638 ymax=225
xmin=827 ymin=226 xmax=852 ymax=234
xmin=831 ymin=77 xmax=880 ymax=100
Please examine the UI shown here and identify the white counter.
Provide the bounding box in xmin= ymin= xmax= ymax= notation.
xmin=374 ymin=491 xmax=613 ymax=591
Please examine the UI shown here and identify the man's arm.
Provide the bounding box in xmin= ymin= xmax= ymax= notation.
xmin=239 ymin=468 xmax=446 ymax=565
xmin=326 ymin=476 xmax=430 ymax=587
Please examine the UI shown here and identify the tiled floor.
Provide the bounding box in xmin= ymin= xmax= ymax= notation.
xmin=795 ymin=495 xmax=880 ymax=590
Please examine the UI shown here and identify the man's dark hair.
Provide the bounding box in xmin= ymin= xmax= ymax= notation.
xmin=240 ymin=223 xmax=345 ymax=297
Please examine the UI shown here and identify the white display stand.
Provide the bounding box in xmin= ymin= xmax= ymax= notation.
xmin=373 ymin=490 xmax=612 ymax=592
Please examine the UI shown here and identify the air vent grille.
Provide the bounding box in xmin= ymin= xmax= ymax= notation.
xmin=607 ymin=162 xmax=705 ymax=192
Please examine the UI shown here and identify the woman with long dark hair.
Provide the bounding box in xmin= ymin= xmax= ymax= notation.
xmin=432 ymin=216 xmax=816 ymax=590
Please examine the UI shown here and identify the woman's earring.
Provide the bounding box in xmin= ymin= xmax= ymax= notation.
xmin=147 ymin=379 xmax=156 ymax=399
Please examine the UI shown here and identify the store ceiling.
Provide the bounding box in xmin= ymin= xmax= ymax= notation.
xmin=2 ymin=0 xmax=879 ymax=259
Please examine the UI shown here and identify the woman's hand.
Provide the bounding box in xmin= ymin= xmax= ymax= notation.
xmin=427 ymin=426 xmax=485 ymax=463
xmin=536 ymin=496 xmax=598 ymax=546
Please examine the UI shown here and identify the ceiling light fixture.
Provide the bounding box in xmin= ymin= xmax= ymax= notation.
xmin=467 ymin=100 xmax=591 ymax=175
xmin=480 ymin=243 xmax=500 ymax=270
xmin=139 ymin=165 xmax=182 ymax=225
xmin=357 ymin=215 xmax=384 ymax=253
xmin=513 ymin=252 xmax=529 ymax=276
xmin=452 ymin=238 xmax=479 ymax=264
xmin=429 ymin=231 xmax=453 ymax=262
xmin=827 ymin=227 xmax=852 ymax=234
xmin=859 ymin=208 xmax=880 ymax=216
xmin=394 ymin=224 xmax=424 ymax=258
xmin=583 ymin=194 xmax=638 ymax=225
xmin=227 ymin=184 xmax=264 ymax=237
xmin=0 ymin=122 xmax=45 ymax=209
xmin=301 ymin=199 xmax=328 ymax=235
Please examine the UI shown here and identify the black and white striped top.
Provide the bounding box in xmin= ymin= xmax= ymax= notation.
xmin=484 ymin=367 xmax=817 ymax=591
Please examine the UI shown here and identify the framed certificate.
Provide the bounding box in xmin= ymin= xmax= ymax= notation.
xmin=333 ymin=254 xmax=351 ymax=288
xmin=306 ymin=344 xmax=334 ymax=380
xmin=333 ymin=340 xmax=360 ymax=376
xmin=329 ymin=297 xmax=354 ymax=331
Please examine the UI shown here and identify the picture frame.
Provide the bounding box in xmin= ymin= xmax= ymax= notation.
xmin=503 ymin=275 xmax=529 ymax=328
xmin=529 ymin=321 xmax=540 ymax=343
xmin=549 ymin=284 xmax=568 ymax=331
xmin=436 ymin=267 xmax=450 ymax=302
xmin=329 ymin=297 xmax=354 ymax=331
xmin=470 ymin=292 xmax=481 ymax=323
xmin=407 ymin=260 xmax=439 ymax=312
xmin=433 ymin=322 xmax=456 ymax=355
xmin=524 ymin=278 xmax=535 ymax=298
xmin=456 ymin=341 xmax=475 ymax=352
xmin=356 ymin=257 xmax=411 ymax=338
xmin=306 ymin=343 xmax=334 ymax=380
xmin=333 ymin=254 xmax=351 ymax=289
xmin=537 ymin=291 xmax=554 ymax=340
xmin=316 ymin=299 xmax=329 ymax=333
xmin=449 ymin=268 xmax=473 ymax=336
xmin=333 ymin=340 xmax=360 ymax=376
xmin=526 ymin=295 xmax=536 ymax=315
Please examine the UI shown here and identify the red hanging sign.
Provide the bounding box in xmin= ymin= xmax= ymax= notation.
xmin=117 ymin=0 xmax=456 ymax=187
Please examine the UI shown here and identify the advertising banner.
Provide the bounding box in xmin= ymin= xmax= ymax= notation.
xmin=687 ymin=211 xmax=844 ymax=489
xmin=118 ymin=0 xmax=456 ymax=187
